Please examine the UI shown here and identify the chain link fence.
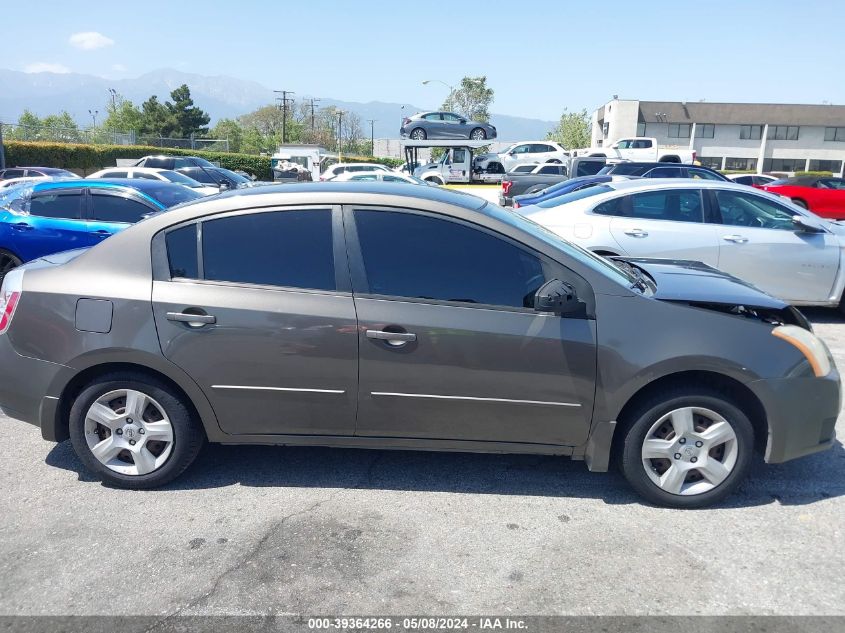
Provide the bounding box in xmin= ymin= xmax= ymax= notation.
xmin=2 ymin=123 xmax=229 ymax=152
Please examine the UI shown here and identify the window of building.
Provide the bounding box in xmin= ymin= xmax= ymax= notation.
xmin=763 ymin=158 xmax=806 ymax=172
xmin=636 ymin=122 xmax=646 ymax=136
xmin=353 ymin=210 xmax=548 ymax=310
xmin=725 ymin=157 xmax=757 ymax=171
xmin=90 ymin=193 xmax=153 ymax=223
xmin=739 ymin=125 xmax=763 ymax=140
xmin=697 ymin=124 xmax=715 ymax=139
xmin=668 ymin=123 xmax=691 ymax=138
xmin=809 ymin=159 xmax=843 ymax=173
xmin=165 ymin=224 xmax=198 ymax=279
xmin=602 ymin=121 xmax=609 ymax=136
xmin=202 ymin=210 xmax=336 ymax=290
xmin=698 ymin=156 xmax=723 ymax=169
xmin=767 ymin=126 xmax=800 ymax=140
xmin=824 ymin=127 xmax=845 ymax=142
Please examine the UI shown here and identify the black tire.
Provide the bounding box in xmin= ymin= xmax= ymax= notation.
xmin=791 ymin=198 xmax=808 ymax=209
xmin=618 ymin=386 xmax=754 ymax=508
xmin=469 ymin=128 xmax=487 ymax=140
xmin=410 ymin=128 xmax=426 ymax=140
xmin=0 ymin=249 xmax=22 ymax=286
xmin=69 ymin=372 xmax=205 ymax=489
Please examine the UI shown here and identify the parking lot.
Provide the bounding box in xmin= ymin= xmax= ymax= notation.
xmin=0 ymin=309 xmax=842 ymax=617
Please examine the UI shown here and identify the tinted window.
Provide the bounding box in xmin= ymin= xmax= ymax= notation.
xmin=142 ymin=157 xmax=172 ymax=169
xmin=354 ymin=210 xmax=546 ymax=309
xmin=575 ymin=161 xmax=605 ymax=177
xmin=130 ymin=183 xmax=201 ymax=208
xmin=603 ymin=164 xmax=650 ymax=176
xmin=819 ymin=178 xmax=845 ymax=190
xmin=714 ymin=190 xmax=796 ymax=230
xmin=688 ymin=168 xmax=725 ymax=181
xmin=101 ymin=171 xmax=128 ymax=178
xmin=2 ymin=169 xmax=26 ymax=179
xmin=29 ymin=192 xmax=83 ymax=219
xmin=180 ymin=168 xmax=216 ymax=185
xmin=166 ymin=224 xmax=198 ymax=279
xmin=382 ymin=175 xmax=408 ymax=182
xmin=202 ymin=210 xmax=335 ymax=290
xmin=134 ymin=172 xmax=159 ymax=180
xmin=733 ymin=176 xmax=754 ymax=185
xmin=596 ymin=190 xmax=703 ymax=222
xmin=91 ymin=193 xmax=153 ymax=223
xmin=538 ymin=185 xmax=613 ymax=208
xmin=537 ymin=165 xmax=560 ymax=175
xmin=645 ymin=167 xmax=683 ymax=178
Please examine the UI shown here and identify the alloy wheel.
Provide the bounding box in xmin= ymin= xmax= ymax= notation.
xmin=470 ymin=129 xmax=486 ymax=140
xmin=641 ymin=406 xmax=738 ymax=496
xmin=411 ymin=129 xmax=426 ymax=140
xmin=83 ymin=389 xmax=175 ymax=476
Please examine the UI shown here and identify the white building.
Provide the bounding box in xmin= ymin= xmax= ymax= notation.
xmin=590 ymin=99 xmax=845 ymax=175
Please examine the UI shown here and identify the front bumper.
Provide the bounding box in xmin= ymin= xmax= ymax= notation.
xmin=749 ymin=369 xmax=840 ymax=463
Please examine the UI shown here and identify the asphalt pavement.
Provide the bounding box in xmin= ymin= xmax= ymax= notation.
xmin=0 ymin=310 xmax=843 ymax=618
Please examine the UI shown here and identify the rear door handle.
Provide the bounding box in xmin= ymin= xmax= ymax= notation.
xmin=722 ymin=235 xmax=749 ymax=244
xmin=93 ymin=229 xmax=112 ymax=237
xmin=166 ymin=311 xmax=216 ymax=325
xmin=624 ymin=229 xmax=649 ymax=237
xmin=366 ymin=329 xmax=417 ymax=345
xmin=12 ymin=222 xmax=33 ymax=231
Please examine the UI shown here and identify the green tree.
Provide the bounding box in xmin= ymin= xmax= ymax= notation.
xmin=167 ymin=84 xmax=210 ymax=137
xmin=138 ymin=96 xmax=177 ymax=137
xmin=9 ymin=110 xmax=42 ymax=140
xmin=443 ymin=76 xmax=495 ymax=122
xmin=210 ymin=118 xmax=243 ymax=152
xmin=102 ymin=94 xmax=143 ymax=133
xmin=41 ymin=112 xmax=80 ymax=142
xmin=547 ymin=108 xmax=591 ymax=150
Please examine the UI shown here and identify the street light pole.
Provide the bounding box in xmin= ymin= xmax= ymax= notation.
xmin=422 ymin=79 xmax=455 ymax=111
xmin=367 ymin=119 xmax=376 ymax=156
xmin=337 ymin=110 xmax=346 ymax=161
xmin=108 ymin=88 xmax=117 ymax=111
xmin=88 ymin=110 xmax=98 ymax=127
xmin=273 ymin=90 xmax=295 ymax=144
xmin=308 ymin=98 xmax=321 ymax=131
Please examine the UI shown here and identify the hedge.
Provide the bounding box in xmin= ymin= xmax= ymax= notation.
xmin=3 ymin=141 xmax=274 ymax=179
xmin=3 ymin=141 xmax=406 ymax=179
xmin=795 ymin=171 xmax=834 ymax=177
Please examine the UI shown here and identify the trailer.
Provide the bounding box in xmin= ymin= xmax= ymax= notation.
xmin=403 ymin=139 xmax=503 ymax=185
xmin=271 ymin=145 xmax=336 ymax=183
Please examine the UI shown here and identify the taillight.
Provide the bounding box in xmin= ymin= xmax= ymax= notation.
xmin=502 ymin=180 xmax=512 ymax=195
xmin=402 ymin=118 xmax=410 ymax=126
xmin=513 ymin=201 xmax=520 ymax=209
xmin=0 ymin=291 xmax=20 ymax=335
xmin=692 ymin=151 xmax=697 ymax=163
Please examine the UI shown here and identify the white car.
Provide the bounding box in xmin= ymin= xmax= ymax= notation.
xmin=474 ymin=141 xmax=568 ymax=174
xmin=87 ymin=167 xmax=219 ymax=196
xmin=331 ymin=171 xmax=431 ymax=185
xmin=0 ymin=176 xmax=51 ymax=189
xmin=519 ymin=178 xmax=845 ymax=308
xmin=320 ymin=163 xmax=392 ymax=181
xmin=727 ymin=174 xmax=780 ymax=187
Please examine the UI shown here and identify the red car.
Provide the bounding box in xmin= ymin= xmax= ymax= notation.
xmin=758 ymin=176 xmax=845 ymax=219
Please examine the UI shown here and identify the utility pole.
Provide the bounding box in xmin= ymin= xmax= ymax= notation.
xmin=308 ymin=98 xmax=321 ymax=131
xmin=0 ymin=123 xmax=6 ymax=170
xmin=273 ymin=90 xmax=295 ymax=144
xmin=367 ymin=119 xmax=376 ymax=156
xmin=337 ymin=110 xmax=346 ymax=162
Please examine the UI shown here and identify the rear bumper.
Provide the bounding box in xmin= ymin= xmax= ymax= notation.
xmin=0 ymin=335 xmax=70 ymax=440
xmin=499 ymin=195 xmax=512 ymax=207
xmin=748 ymin=370 xmax=841 ymax=463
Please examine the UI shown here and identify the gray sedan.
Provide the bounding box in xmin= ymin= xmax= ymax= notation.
xmin=0 ymin=183 xmax=837 ymax=508
xmin=400 ymin=111 xmax=497 ymax=140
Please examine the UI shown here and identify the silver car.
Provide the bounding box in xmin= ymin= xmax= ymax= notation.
xmin=400 ymin=111 xmax=497 ymax=141
xmin=520 ymin=179 xmax=845 ymax=311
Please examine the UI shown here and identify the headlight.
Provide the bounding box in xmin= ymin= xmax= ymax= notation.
xmin=771 ymin=325 xmax=832 ymax=377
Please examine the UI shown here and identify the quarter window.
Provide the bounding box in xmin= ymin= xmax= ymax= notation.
xmin=90 ymin=193 xmax=152 ymax=223
xmin=28 ymin=192 xmax=83 ymax=219
xmin=354 ymin=210 xmax=547 ymax=309
xmin=714 ymin=190 xmax=797 ymax=230
xmin=165 ymin=224 xmax=198 ymax=279
xmin=202 ymin=210 xmax=335 ymax=290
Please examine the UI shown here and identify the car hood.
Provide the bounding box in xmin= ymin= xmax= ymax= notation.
xmin=623 ymin=258 xmax=788 ymax=309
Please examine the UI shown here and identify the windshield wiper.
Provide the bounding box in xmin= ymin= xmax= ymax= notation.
xmin=612 ymin=258 xmax=649 ymax=292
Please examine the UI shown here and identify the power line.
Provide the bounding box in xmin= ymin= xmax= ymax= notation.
xmin=308 ymin=98 xmax=321 ymax=131
xmin=273 ymin=90 xmax=295 ymax=143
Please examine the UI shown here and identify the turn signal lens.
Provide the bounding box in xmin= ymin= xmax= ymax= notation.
xmin=772 ymin=325 xmax=832 ymax=377
xmin=0 ymin=291 xmax=20 ymax=335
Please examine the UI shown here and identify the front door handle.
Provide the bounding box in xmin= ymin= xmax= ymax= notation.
xmin=366 ymin=329 xmax=417 ymax=346
xmin=12 ymin=222 xmax=33 ymax=231
xmin=166 ymin=311 xmax=216 ymax=326
xmin=624 ymin=229 xmax=649 ymax=237
xmin=93 ymin=229 xmax=112 ymax=237
xmin=722 ymin=234 xmax=749 ymax=244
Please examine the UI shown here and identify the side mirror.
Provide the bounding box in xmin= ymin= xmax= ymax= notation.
xmin=459 ymin=119 xmax=467 ymax=124
xmin=792 ymin=214 xmax=824 ymax=233
xmin=218 ymin=181 xmax=231 ymax=192
xmin=534 ymin=279 xmax=582 ymax=316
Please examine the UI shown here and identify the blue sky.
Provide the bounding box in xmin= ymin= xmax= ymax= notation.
xmin=6 ymin=0 xmax=845 ymax=120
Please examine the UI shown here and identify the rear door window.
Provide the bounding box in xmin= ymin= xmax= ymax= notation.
xmin=90 ymin=192 xmax=154 ymax=223
xmin=100 ymin=171 xmax=128 ymax=178
xmin=629 ymin=190 xmax=704 ymax=221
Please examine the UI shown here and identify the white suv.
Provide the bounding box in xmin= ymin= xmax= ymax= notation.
xmin=474 ymin=142 xmax=567 ymax=174
xmin=320 ymin=163 xmax=392 ymax=181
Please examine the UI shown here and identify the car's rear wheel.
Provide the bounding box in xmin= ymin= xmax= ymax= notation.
xmin=69 ymin=373 xmax=204 ymax=489
xmin=470 ymin=128 xmax=487 ymax=140
xmin=791 ymin=198 xmax=808 ymax=209
xmin=0 ymin=249 xmax=22 ymax=285
xmin=410 ymin=128 xmax=426 ymax=140
xmin=619 ymin=387 xmax=754 ymax=508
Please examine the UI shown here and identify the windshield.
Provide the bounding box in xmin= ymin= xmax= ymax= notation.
xmin=138 ymin=183 xmax=204 ymax=208
xmin=535 ymin=184 xmax=614 ymax=208
xmin=766 ymin=179 xmax=791 ymax=186
xmin=216 ymin=168 xmax=251 ymax=184
xmin=159 ymin=170 xmax=205 ymax=187
xmin=481 ymin=202 xmax=637 ymax=287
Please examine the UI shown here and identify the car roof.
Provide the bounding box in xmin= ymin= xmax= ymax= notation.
xmin=6 ymin=166 xmax=73 ymax=174
xmin=600 ymin=178 xmax=759 ymax=194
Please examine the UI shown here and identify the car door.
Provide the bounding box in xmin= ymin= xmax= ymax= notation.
xmin=12 ymin=188 xmax=93 ymax=261
xmin=423 ymin=113 xmax=445 ymax=138
xmin=86 ymin=189 xmax=159 ymax=242
xmin=602 ymin=188 xmax=720 ymax=265
xmin=440 ymin=112 xmax=465 ymax=138
xmin=346 ymin=206 xmax=597 ymax=446
xmin=710 ymin=189 xmax=839 ymax=302
xmin=151 ymin=206 xmax=358 ymax=436
xmin=815 ymin=179 xmax=845 ymax=218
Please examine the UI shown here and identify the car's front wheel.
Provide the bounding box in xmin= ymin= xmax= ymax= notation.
xmin=69 ymin=373 xmax=204 ymax=489
xmin=619 ymin=387 xmax=754 ymax=508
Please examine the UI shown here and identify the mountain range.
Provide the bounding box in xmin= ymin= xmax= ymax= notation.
xmin=0 ymin=68 xmax=556 ymax=141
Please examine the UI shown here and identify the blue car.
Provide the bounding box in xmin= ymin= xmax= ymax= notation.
xmin=0 ymin=179 xmax=201 ymax=278
xmin=512 ymin=175 xmax=614 ymax=209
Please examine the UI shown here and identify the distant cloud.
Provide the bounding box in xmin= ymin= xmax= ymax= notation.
xmin=23 ymin=62 xmax=71 ymax=74
xmin=111 ymin=63 xmax=127 ymax=72
xmin=69 ymin=31 xmax=115 ymax=50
